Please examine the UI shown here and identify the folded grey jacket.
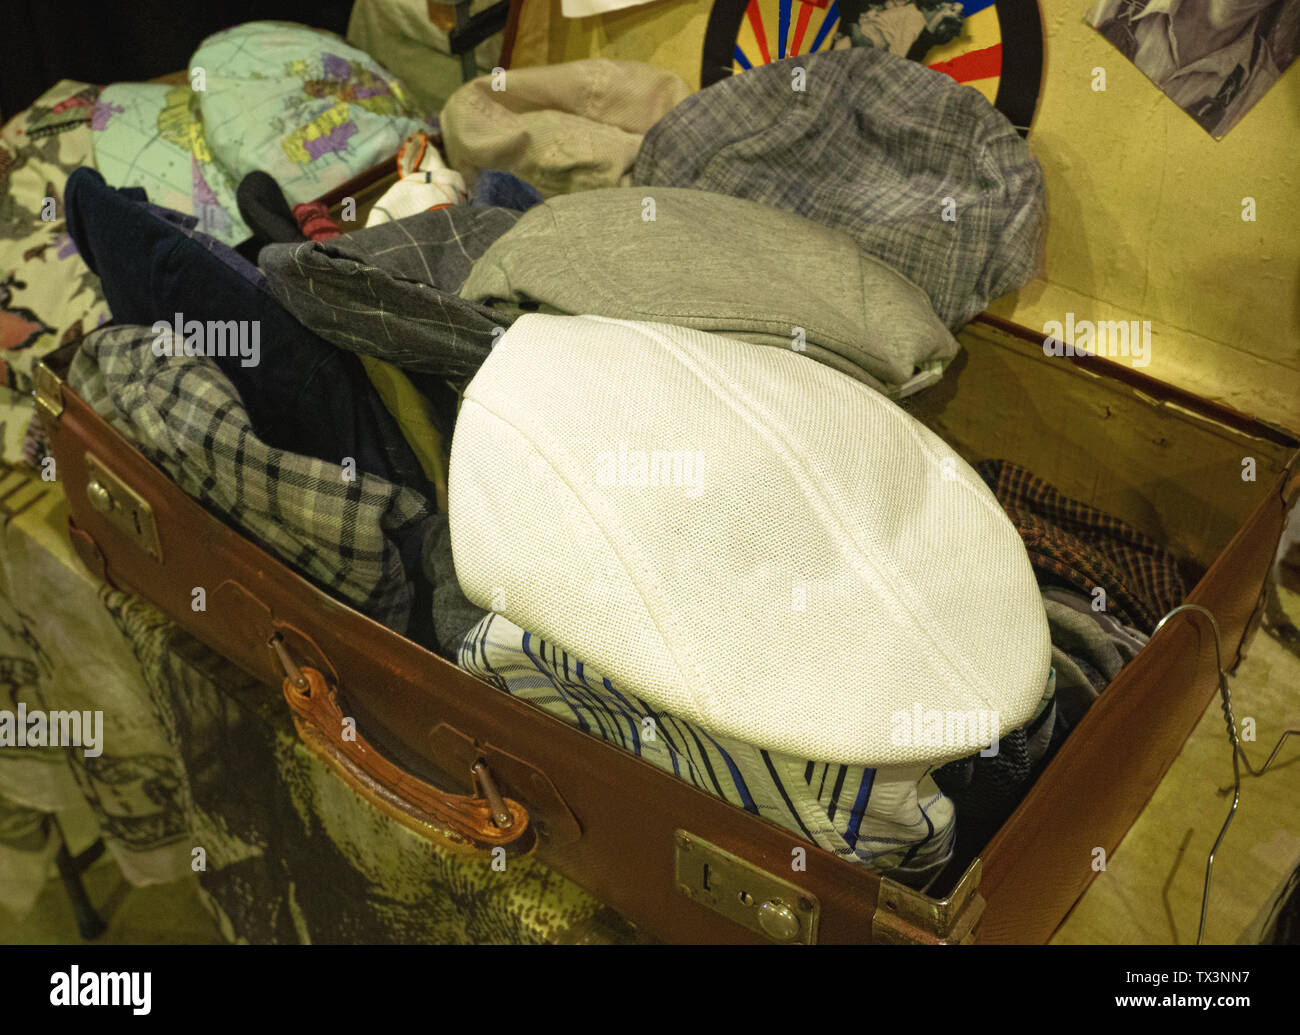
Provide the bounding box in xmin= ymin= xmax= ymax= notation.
xmin=458 ymin=187 xmax=959 ymax=396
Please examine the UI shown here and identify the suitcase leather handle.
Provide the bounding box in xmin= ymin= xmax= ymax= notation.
xmin=282 ymin=665 xmax=533 ymax=855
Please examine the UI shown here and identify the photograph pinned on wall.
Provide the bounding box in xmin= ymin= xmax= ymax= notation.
xmin=1086 ymin=0 xmax=1300 ymax=139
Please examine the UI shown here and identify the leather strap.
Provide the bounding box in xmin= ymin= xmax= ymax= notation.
xmin=283 ymin=667 xmax=533 ymax=855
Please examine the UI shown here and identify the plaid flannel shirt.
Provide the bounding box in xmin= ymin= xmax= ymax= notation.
xmin=72 ymin=325 xmax=434 ymax=631
xmin=977 ymin=459 xmax=1188 ymax=633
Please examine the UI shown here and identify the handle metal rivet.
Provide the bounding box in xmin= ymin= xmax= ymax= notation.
xmin=268 ymin=633 xmax=309 ymax=692
xmin=472 ymin=761 xmax=512 ymax=829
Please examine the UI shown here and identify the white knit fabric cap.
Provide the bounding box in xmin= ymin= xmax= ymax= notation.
xmin=449 ymin=314 xmax=1051 ymax=766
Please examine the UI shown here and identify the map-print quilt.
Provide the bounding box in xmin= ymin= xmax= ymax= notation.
xmin=93 ymin=21 xmax=434 ymax=247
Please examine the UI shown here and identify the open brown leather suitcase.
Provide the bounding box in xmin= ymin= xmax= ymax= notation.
xmin=34 ymin=289 xmax=1300 ymax=942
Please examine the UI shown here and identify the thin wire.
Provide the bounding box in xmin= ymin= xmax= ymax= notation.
xmin=1151 ymin=603 xmax=1300 ymax=944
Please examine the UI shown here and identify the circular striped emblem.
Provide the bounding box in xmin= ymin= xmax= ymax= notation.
xmin=701 ymin=0 xmax=1044 ymax=134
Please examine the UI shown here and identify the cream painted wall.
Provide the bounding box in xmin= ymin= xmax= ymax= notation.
xmin=990 ymin=1 xmax=1300 ymax=433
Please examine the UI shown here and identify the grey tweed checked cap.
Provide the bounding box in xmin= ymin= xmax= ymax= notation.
xmin=631 ymin=46 xmax=1047 ymax=330
xmin=460 ymin=187 xmax=958 ymax=395
xmin=260 ymin=205 xmax=520 ymax=377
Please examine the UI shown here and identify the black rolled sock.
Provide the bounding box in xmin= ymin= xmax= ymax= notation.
xmin=237 ymin=170 xmax=307 ymax=249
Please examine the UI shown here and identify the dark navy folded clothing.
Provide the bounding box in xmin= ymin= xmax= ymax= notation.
xmin=425 ymin=512 xmax=490 ymax=661
xmin=64 ymin=166 xmax=427 ymax=493
xmin=236 ymin=169 xmax=308 ymax=250
xmin=469 ymin=169 xmax=544 ymax=213
xmin=932 ymin=693 xmax=1065 ymax=886
xmin=128 ymin=193 xmax=269 ymax=289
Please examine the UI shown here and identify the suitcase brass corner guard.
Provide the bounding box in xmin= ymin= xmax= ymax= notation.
xmin=871 ymin=859 xmax=985 ymax=944
xmin=34 ymin=361 xmax=65 ymax=423
xmin=674 ymin=831 xmax=820 ymax=944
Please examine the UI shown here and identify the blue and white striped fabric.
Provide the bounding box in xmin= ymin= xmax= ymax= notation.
xmin=459 ymin=613 xmax=958 ymax=886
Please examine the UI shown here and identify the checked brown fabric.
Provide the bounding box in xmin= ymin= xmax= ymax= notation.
xmin=976 ymin=459 xmax=1186 ymax=633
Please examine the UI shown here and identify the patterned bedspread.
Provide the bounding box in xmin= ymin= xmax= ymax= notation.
xmin=0 ymin=30 xmax=632 ymax=942
xmin=0 ymin=469 xmax=632 ymax=943
xmin=0 ymin=81 xmax=112 ymax=465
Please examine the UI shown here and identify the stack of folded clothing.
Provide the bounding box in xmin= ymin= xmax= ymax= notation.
xmin=51 ymin=30 xmax=1192 ymax=877
xmin=448 ymin=312 xmax=1056 ymax=887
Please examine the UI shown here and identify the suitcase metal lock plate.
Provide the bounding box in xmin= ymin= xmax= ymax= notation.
xmin=674 ymin=831 xmax=819 ymax=944
xmin=84 ymin=454 xmax=162 ymax=562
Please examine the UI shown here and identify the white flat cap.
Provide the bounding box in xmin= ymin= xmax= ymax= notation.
xmin=449 ymin=314 xmax=1050 ymax=766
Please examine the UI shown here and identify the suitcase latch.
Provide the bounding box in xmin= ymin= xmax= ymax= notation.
xmin=84 ymin=454 xmax=162 ymax=562
xmin=674 ymin=831 xmax=819 ymax=944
